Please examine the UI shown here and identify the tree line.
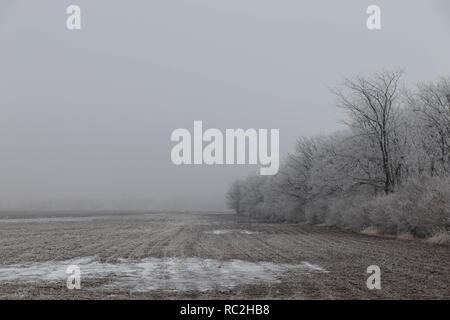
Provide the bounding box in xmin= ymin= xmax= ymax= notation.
xmin=227 ymin=70 xmax=450 ymax=239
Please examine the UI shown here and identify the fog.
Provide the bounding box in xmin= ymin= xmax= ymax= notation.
xmin=0 ymin=0 xmax=449 ymax=211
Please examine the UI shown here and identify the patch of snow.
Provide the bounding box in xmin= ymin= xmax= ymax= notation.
xmin=0 ymin=257 xmax=327 ymax=292
xmin=205 ymin=229 xmax=258 ymax=235
xmin=0 ymin=217 xmax=99 ymax=223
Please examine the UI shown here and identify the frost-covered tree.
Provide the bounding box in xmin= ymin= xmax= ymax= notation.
xmin=226 ymin=180 xmax=243 ymax=214
xmin=239 ymin=175 xmax=267 ymax=217
xmin=406 ymin=77 xmax=450 ymax=176
xmin=226 ymin=70 xmax=450 ymax=238
xmin=333 ymin=70 xmax=404 ymax=194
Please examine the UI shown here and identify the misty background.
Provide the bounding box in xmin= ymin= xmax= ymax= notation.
xmin=0 ymin=0 xmax=449 ymax=211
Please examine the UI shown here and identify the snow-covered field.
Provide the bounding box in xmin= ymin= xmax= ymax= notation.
xmin=0 ymin=256 xmax=326 ymax=292
xmin=0 ymin=211 xmax=448 ymax=299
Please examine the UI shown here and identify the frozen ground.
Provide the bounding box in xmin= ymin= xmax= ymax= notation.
xmin=0 ymin=211 xmax=448 ymax=299
xmin=204 ymin=229 xmax=258 ymax=235
xmin=0 ymin=256 xmax=326 ymax=292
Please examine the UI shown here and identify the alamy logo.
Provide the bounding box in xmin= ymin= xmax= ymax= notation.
xmin=170 ymin=121 xmax=279 ymax=175
xmin=366 ymin=5 xmax=381 ymax=30
xmin=64 ymin=5 xmax=381 ymax=32
xmin=366 ymin=265 xmax=381 ymax=290
xmin=66 ymin=265 xmax=81 ymax=289
xmin=66 ymin=5 xmax=81 ymax=30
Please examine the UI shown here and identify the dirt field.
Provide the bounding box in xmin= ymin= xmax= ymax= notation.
xmin=0 ymin=211 xmax=448 ymax=299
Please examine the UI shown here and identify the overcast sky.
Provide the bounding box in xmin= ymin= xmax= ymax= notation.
xmin=0 ymin=0 xmax=449 ymax=211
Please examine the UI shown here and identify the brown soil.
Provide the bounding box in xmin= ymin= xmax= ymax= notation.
xmin=0 ymin=212 xmax=448 ymax=299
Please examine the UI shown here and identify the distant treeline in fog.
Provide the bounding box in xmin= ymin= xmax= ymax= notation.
xmin=227 ymin=70 xmax=450 ymax=241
